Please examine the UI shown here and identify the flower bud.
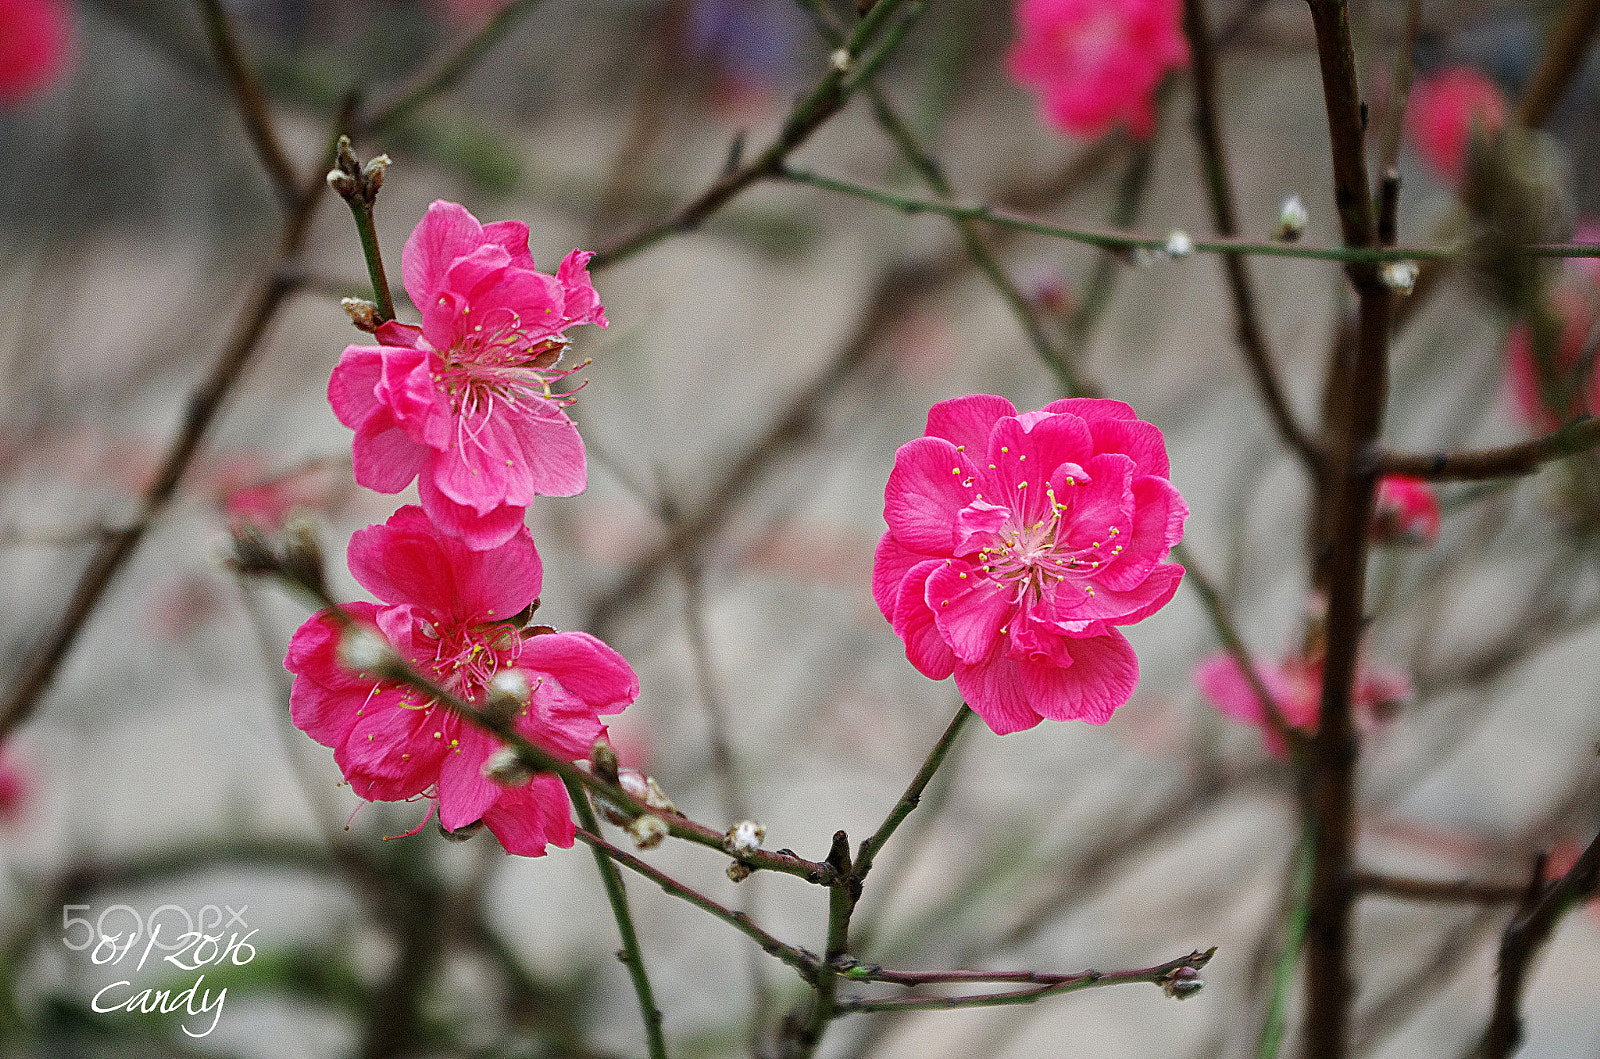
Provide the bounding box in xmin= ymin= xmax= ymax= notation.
xmin=1161 ymin=965 xmax=1204 ymax=999
xmin=361 ymin=154 xmax=392 ymax=190
xmin=1164 ymin=230 xmax=1193 ymax=258
xmin=829 ymin=48 xmax=851 ymax=73
xmin=326 ymin=169 xmax=357 ymax=197
xmin=726 ymin=860 xmax=754 ymax=883
xmin=485 ymin=669 xmax=530 ymax=720
xmin=342 ymin=297 xmax=382 ymax=333
xmin=627 ymin=814 xmax=668 ymax=850
xmin=482 ymin=746 xmax=535 ymax=788
xmin=1380 ymin=260 xmax=1419 ymax=295
xmin=280 ymin=514 xmax=328 ymax=596
xmin=1275 ymin=195 xmax=1308 ymax=242
xmin=724 ymin=820 xmax=766 ymax=856
xmin=337 ymin=625 xmax=400 ymax=678
xmin=591 ymin=737 xmax=620 ymax=785
xmin=643 ymin=776 xmax=676 ymax=814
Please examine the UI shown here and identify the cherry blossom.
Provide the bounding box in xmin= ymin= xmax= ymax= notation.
xmin=1372 ymin=475 xmax=1440 ymax=546
xmin=0 ymin=0 xmax=72 ymax=106
xmin=873 ymin=395 xmax=1187 ymax=734
xmin=1506 ymin=287 xmax=1600 ymax=430
xmin=1007 ymin=0 xmax=1189 ymax=139
xmin=329 ymin=200 xmax=607 ymax=550
xmin=1196 ymin=651 xmax=1411 ymax=757
xmin=1407 ymin=66 xmax=1507 ymax=185
xmin=284 ymin=506 xmax=637 ymax=856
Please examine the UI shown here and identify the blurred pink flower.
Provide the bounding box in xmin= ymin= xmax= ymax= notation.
xmin=1007 ymin=0 xmax=1188 ymax=139
xmin=0 ymin=750 xmax=28 ymax=826
xmin=1407 ymin=67 xmax=1506 ymax=185
xmin=1372 ymin=475 xmax=1440 ymax=546
xmin=1506 ymin=287 xmax=1600 ymax=430
xmin=329 ymin=200 xmax=606 ymax=550
xmin=217 ymin=458 xmax=349 ymax=531
xmin=284 ymin=506 xmax=637 ymax=856
xmin=1196 ymin=651 xmax=1411 ymax=757
xmin=874 ymin=395 xmax=1187 ymax=734
xmin=0 ymin=0 xmax=72 ymax=106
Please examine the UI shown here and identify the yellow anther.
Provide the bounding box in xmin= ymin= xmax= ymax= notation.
xmin=1001 ymin=446 xmax=1009 ymax=453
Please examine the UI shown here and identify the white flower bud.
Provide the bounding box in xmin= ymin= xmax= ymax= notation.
xmin=1275 ymin=195 xmax=1308 ymax=241
xmin=342 ymin=297 xmax=381 ymax=333
xmin=627 ymin=814 xmax=668 ymax=850
xmin=326 ymin=169 xmax=357 ymax=196
xmin=1380 ymin=259 xmax=1420 ymax=295
xmin=485 ymin=669 xmax=530 ymax=718
xmin=830 ymin=48 xmax=851 ymax=73
xmin=1164 ymin=230 xmax=1193 ymax=258
xmin=726 ymin=861 xmax=753 ymax=883
xmin=724 ymin=820 xmax=766 ymax=855
xmin=482 ymin=746 xmax=535 ymax=788
xmin=338 ymin=625 xmax=397 ymax=676
xmin=643 ymin=777 xmax=676 ymax=814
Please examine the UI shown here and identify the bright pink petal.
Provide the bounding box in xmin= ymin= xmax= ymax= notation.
xmin=518 ymin=632 xmax=639 ymax=715
xmin=336 ymin=697 xmax=450 ymax=802
xmin=436 ymin=724 xmax=502 ymax=830
xmin=524 ymin=678 xmax=610 ymax=760
xmin=1093 ymin=474 xmax=1186 ymax=591
xmin=352 ymin=407 xmax=433 ymax=493
xmin=1018 ymin=631 xmax=1139 ymax=724
xmin=872 ymin=534 xmax=925 ymax=621
xmin=927 ymin=560 xmax=1013 ymax=665
xmin=347 ymin=506 xmax=542 ymax=622
xmin=328 ymin=345 xmax=385 ymax=430
xmin=403 ymin=200 xmax=488 ymax=308
xmin=481 ymin=773 xmax=575 ymax=856
xmin=1088 ymin=417 xmax=1171 ymax=478
xmin=924 ymin=394 xmax=1016 ymax=454
xmin=482 ymin=219 xmax=537 ymax=271
xmin=953 ymin=651 xmax=1044 ymax=735
xmin=1040 ymin=397 xmax=1137 ymax=422
xmin=557 ymin=249 xmax=608 ymax=328
xmin=884 ymin=437 xmax=978 ymax=554
xmin=417 ymin=474 xmax=529 ymax=551
xmin=985 ymin=413 xmax=1095 ymax=526
xmin=893 ymin=560 xmax=957 ymax=679
xmin=498 ymin=400 xmax=587 ymax=499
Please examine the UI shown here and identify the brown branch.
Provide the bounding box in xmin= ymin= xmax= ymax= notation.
xmin=1474 ymin=832 xmax=1600 ymax=1058
xmin=1379 ymin=416 xmax=1600 ymax=481
xmin=195 ymin=0 xmax=299 ymax=210
xmin=591 ymin=0 xmax=922 ymax=269
xmin=1353 ymin=871 xmax=1528 ymax=904
xmin=832 ymin=948 xmax=1215 ymax=1014
xmin=1302 ymin=3 xmax=1391 ymax=1058
xmin=1182 ymin=0 xmax=1321 ymax=474
xmin=1515 ymin=0 xmax=1600 ymax=129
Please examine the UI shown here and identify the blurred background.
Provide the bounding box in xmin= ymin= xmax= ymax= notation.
xmin=3 ymin=0 xmax=1600 ymax=1056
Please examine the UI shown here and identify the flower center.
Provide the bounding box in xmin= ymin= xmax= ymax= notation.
xmin=417 ymin=618 xmax=524 ymax=704
xmin=431 ymin=308 xmax=589 ymax=447
xmin=975 ymin=482 xmax=1124 ymax=605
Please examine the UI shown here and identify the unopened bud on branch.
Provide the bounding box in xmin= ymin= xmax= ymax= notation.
xmin=724 ymin=820 xmax=766 ymax=855
xmin=627 ymin=814 xmax=668 ymax=849
xmin=485 ymin=669 xmax=530 ymax=719
xmin=337 ymin=625 xmax=400 ymax=678
xmin=1380 ymin=259 xmax=1419 ymax=295
xmin=726 ymin=861 xmax=754 ymax=883
xmin=1161 ymin=965 xmax=1204 ymax=999
xmin=1275 ymin=195 xmax=1308 ymax=242
xmin=483 ymin=746 xmax=536 ymax=788
xmin=1164 ymin=230 xmax=1192 ymax=258
xmin=342 ymin=297 xmax=382 ymax=333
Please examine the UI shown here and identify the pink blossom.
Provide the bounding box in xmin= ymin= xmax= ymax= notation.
xmin=0 ymin=0 xmax=72 ymax=106
xmin=1372 ymin=475 xmax=1440 ymax=546
xmin=1407 ymin=67 xmax=1507 ymax=185
xmin=0 ymin=749 xmax=28 ymax=826
xmin=329 ymin=200 xmax=607 ymax=550
xmin=873 ymin=395 xmax=1188 ymax=734
xmin=1195 ymin=651 xmax=1411 ymax=757
xmin=1007 ymin=0 xmax=1189 ymax=139
xmin=284 ymin=506 xmax=637 ymax=856
xmin=1506 ymin=287 xmax=1600 ymax=430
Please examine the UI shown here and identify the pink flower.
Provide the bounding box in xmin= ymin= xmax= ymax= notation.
xmin=1196 ymin=651 xmax=1411 ymax=757
xmin=0 ymin=749 xmax=28 ymax=826
xmin=1407 ymin=67 xmax=1507 ymax=185
xmin=329 ymin=200 xmax=607 ymax=550
xmin=0 ymin=0 xmax=72 ymax=106
xmin=1372 ymin=475 xmax=1440 ymax=546
xmin=873 ymin=395 xmax=1188 ymax=734
xmin=284 ymin=506 xmax=637 ymax=856
xmin=1506 ymin=287 xmax=1600 ymax=430
xmin=1007 ymin=0 xmax=1189 ymax=139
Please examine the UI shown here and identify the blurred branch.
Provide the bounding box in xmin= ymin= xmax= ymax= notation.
xmin=1472 ymin=832 xmax=1600 ymax=1059
xmin=852 ymin=705 xmax=974 ymax=883
xmin=574 ymin=827 xmax=819 ymax=983
xmin=568 ymin=783 xmax=667 ymax=1059
xmin=357 ymin=0 xmax=551 ymax=134
xmin=1379 ymin=416 xmax=1600 ymax=481
xmin=1515 ymin=0 xmax=1600 ymax=128
xmin=1353 ymin=872 xmax=1527 ymax=904
xmin=832 ymin=948 xmax=1215 ymax=1014
xmin=1181 ymin=0 xmax=1322 ymax=475
xmin=1256 ymin=834 xmax=1313 ymax=1059
xmin=195 ymin=0 xmax=299 ymax=210
xmin=592 ymin=0 xmax=925 ymax=268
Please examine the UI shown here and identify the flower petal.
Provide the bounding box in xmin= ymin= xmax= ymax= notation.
xmin=436 ymin=724 xmax=502 ymax=831
xmin=417 ymin=474 xmax=529 ymax=551
xmin=893 ymin=559 xmax=956 ymax=679
xmin=884 ymin=437 xmax=978 ymax=554
xmin=872 ymin=534 xmax=925 ymax=622
xmin=518 ymin=631 xmax=640 ymax=715
xmin=481 ymin=773 xmax=575 ymax=856
xmin=925 ymin=394 xmax=1016 ymax=454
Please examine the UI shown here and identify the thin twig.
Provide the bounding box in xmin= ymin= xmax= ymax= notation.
xmin=1181 ymin=0 xmax=1321 ymax=474
xmin=833 ymin=948 xmax=1216 ymax=1014
xmin=1515 ymin=0 xmax=1600 ymax=128
xmin=1352 ymin=871 xmax=1527 ymax=904
xmin=1473 ymin=831 xmax=1600 ymax=1058
xmin=790 ymin=831 xmax=857 ymax=1058
xmin=1379 ymin=416 xmax=1600 ymax=481
xmin=567 ymin=782 xmax=668 ymax=1059
xmin=1257 ymin=833 xmax=1313 ymax=1059
xmin=853 ymin=705 xmax=974 ymax=883
xmin=574 ymin=827 xmax=819 ymax=983
xmin=592 ymin=0 xmax=923 ymax=269
xmin=195 ymin=0 xmax=299 ymax=210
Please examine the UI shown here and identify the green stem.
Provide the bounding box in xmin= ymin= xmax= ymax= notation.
xmin=1257 ymin=834 xmax=1314 ymax=1059
xmin=854 ymin=705 xmax=974 ymax=881
xmin=567 ymin=781 xmax=668 ymax=1059
xmin=348 ymin=197 xmax=396 ymax=323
